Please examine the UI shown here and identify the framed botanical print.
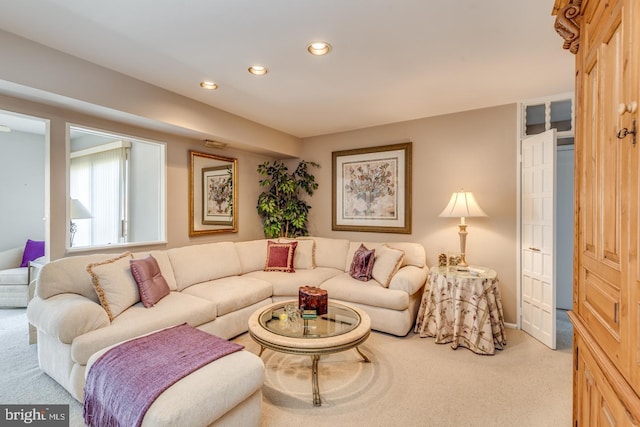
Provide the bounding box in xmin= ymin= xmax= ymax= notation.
xmin=202 ymin=165 xmax=233 ymax=225
xmin=189 ymin=151 xmax=237 ymax=235
xmin=332 ymin=143 xmax=412 ymax=233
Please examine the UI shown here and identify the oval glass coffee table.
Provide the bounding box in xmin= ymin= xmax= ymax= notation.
xmin=248 ymin=300 xmax=371 ymax=406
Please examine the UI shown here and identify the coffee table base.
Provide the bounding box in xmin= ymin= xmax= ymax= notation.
xmin=258 ymin=345 xmax=371 ymax=406
xmin=248 ymin=301 xmax=372 ymax=407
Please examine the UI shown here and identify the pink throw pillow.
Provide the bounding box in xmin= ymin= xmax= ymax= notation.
xmin=349 ymin=244 xmax=375 ymax=281
xmin=129 ymin=256 xmax=170 ymax=307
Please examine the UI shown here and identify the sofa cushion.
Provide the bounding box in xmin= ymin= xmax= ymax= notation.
xmin=372 ymin=245 xmax=404 ymax=288
xmin=235 ymin=240 xmax=269 ymax=274
xmin=0 ymin=267 xmax=28 ymax=285
xmin=129 ymin=256 xmax=170 ymax=308
xmin=279 ymin=238 xmax=315 ymax=269
xmin=20 ymin=239 xmax=44 ymax=267
xmin=349 ymin=244 xmax=375 ymax=281
xmin=0 ymin=246 xmax=23 ymax=270
xmin=132 ymin=250 xmax=178 ymax=291
xmin=168 ymin=242 xmax=242 ymax=291
xmin=307 ymin=237 xmax=349 ymax=270
xmin=321 ymin=273 xmax=410 ymax=311
xmin=243 ymin=267 xmax=341 ymax=297
xmin=71 ymin=292 xmax=217 ymax=365
xmin=182 ymin=276 xmax=272 ymax=316
xmin=86 ymin=252 xmax=139 ymax=321
xmin=264 ymin=240 xmax=297 ymax=273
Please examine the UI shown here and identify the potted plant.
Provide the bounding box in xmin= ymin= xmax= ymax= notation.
xmin=257 ymin=160 xmax=319 ymax=238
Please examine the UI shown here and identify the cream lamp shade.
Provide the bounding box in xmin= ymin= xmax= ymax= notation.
xmin=439 ymin=190 xmax=487 ymax=268
xmin=70 ymin=199 xmax=92 ymax=246
xmin=70 ymin=199 xmax=92 ymax=220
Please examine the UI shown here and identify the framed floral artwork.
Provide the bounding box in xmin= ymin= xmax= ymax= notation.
xmin=202 ymin=165 xmax=233 ymax=225
xmin=332 ymin=143 xmax=412 ymax=233
xmin=189 ymin=151 xmax=237 ymax=235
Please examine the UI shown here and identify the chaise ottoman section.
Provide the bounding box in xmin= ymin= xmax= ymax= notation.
xmin=86 ymin=334 xmax=265 ymax=426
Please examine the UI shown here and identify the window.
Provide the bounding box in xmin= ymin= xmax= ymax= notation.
xmin=521 ymin=93 xmax=574 ymax=146
xmin=68 ymin=126 xmax=166 ymax=250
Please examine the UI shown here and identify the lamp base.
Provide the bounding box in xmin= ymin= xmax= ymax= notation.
xmin=457 ymin=224 xmax=469 ymax=268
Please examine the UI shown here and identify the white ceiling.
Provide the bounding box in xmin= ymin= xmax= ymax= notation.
xmin=0 ymin=0 xmax=573 ymax=138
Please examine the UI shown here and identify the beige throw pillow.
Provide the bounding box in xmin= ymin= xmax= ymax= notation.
xmin=86 ymin=252 xmax=139 ymax=321
xmin=279 ymin=238 xmax=316 ymax=269
xmin=372 ymin=244 xmax=405 ymax=288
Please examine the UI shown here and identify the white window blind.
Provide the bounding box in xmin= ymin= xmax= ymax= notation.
xmin=70 ymin=141 xmax=130 ymax=247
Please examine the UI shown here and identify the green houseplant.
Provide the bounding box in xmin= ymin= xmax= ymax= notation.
xmin=257 ymin=160 xmax=319 ymax=238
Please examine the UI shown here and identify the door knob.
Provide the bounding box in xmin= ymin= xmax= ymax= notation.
xmin=618 ymin=101 xmax=638 ymax=116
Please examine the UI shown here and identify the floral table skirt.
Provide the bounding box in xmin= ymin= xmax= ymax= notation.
xmin=414 ymin=267 xmax=507 ymax=355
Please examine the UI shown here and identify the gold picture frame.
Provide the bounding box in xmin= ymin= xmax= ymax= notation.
xmin=332 ymin=142 xmax=412 ymax=234
xmin=189 ymin=151 xmax=238 ymax=235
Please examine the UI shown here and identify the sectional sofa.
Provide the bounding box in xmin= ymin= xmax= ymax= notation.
xmin=26 ymin=236 xmax=428 ymax=408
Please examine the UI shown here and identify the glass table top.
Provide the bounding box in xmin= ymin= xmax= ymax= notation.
xmin=258 ymin=301 xmax=361 ymax=339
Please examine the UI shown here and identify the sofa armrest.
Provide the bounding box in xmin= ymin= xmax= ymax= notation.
xmin=388 ymin=265 xmax=428 ymax=295
xmin=27 ymin=294 xmax=110 ymax=344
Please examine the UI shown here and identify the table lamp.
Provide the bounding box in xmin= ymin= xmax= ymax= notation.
xmin=439 ymin=189 xmax=487 ymax=268
xmin=70 ymin=198 xmax=92 ymax=247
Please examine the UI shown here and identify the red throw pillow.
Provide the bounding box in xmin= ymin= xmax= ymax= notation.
xmin=129 ymin=256 xmax=170 ymax=307
xmin=264 ymin=240 xmax=298 ymax=273
xmin=349 ymin=244 xmax=375 ymax=281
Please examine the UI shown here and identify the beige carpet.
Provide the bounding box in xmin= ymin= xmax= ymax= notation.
xmin=0 ymin=308 xmax=572 ymax=426
xmin=234 ymin=318 xmax=573 ymax=427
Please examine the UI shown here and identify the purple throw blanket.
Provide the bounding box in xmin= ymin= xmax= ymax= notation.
xmin=83 ymin=323 xmax=243 ymax=427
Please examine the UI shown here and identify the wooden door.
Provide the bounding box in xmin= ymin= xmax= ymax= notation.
xmin=521 ymin=129 xmax=557 ymax=349
xmin=576 ymin=0 xmax=628 ymax=376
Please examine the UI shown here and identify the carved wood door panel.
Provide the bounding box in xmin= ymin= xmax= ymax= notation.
xmin=576 ymin=0 xmax=628 ymax=377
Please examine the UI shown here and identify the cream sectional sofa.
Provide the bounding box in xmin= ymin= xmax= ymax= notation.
xmin=26 ymin=236 xmax=428 ymax=405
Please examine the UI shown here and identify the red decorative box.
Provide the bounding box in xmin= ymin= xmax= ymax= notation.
xmin=298 ymin=286 xmax=328 ymax=315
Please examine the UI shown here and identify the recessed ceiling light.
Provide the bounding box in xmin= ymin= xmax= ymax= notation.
xmin=200 ymin=81 xmax=218 ymax=90
xmin=307 ymin=41 xmax=332 ymax=56
xmin=248 ymin=65 xmax=268 ymax=76
xmin=0 ymin=125 xmax=10 ymax=132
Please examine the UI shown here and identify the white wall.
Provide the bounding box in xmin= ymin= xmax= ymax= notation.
xmin=0 ymin=130 xmax=45 ymax=251
xmin=301 ymin=104 xmax=519 ymax=323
